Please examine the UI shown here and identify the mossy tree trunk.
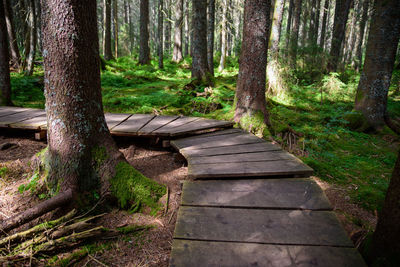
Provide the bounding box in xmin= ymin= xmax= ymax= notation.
xmin=354 ymin=0 xmax=400 ymax=131
xmin=0 ymin=0 xmax=12 ymax=106
xmin=234 ymin=0 xmax=272 ymax=129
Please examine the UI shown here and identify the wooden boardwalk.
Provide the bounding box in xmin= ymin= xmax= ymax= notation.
xmin=0 ymin=106 xmax=366 ymax=266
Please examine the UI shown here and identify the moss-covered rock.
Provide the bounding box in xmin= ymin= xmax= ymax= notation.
xmin=342 ymin=111 xmax=370 ymax=132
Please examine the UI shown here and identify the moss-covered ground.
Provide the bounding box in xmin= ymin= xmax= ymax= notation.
xmin=10 ymin=55 xmax=400 ymax=212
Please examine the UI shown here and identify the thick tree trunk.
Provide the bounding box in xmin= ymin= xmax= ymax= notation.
xmin=191 ymin=0 xmax=210 ymax=84
xmin=270 ymin=0 xmax=285 ymax=58
xmin=207 ymin=0 xmax=215 ymax=75
xmin=139 ymin=0 xmax=150 ymax=64
xmin=25 ymin=0 xmax=36 ymax=76
xmin=354 ymin=0 xmax=369 ymax=71
xmin=41 ymin=0 xmax=123 ymax=195
xmin=327 ymin=0 xmax=352 ymax=72
xmin=218 ymin=0 xmax=227 ymax=72
xmin=285 ymin=0 xmax=294 ymax=55
xmin=172 ymin=0 xmax=183 ymax=62
xmin=319 ymin=0 xmax=329 ymax=49
xmin=234 ymin=0 xmax=271 ymax=127
xmin=158 ymin=0 xmax=164 ymax=68
xmin=113 ymin=0 xmax=118 ymax=58
xmin=0 ymin=0 xmax=12 ymax=106
xmin=354 ymin=0 xmax=400 ymax=131
xmin=289 ymin=0 xmax=302 ymax=68
xmin=3 ymin=0 xmax=21 ymax=68
xmin=103 ymin=0 xmax=113 ymax=60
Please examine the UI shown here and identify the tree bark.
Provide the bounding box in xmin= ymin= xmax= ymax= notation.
xmin=270 ymin=0 xmax=285 ymax=58
xmin=25 ymin=0 xmax=36 ymax=76
xmin=327 ymin=0 xmax=352 ymax=72
xmin=158 ymin=0 xmax=164 ymax=68
xmin=164 ymin=0 xmax=171 ymax=54
xmin=113 ymin=0 xmax=118 ymax=58
xmin=184 ymin=0 xmax=189 ymax=57
xmin=289 ymin=0 xmax=302 ymax=68
xmin=139 ymin=0 xmax=150 ymax=64
xmin=0 ymin=0 xmax=12 ymax=106
xmin=309 ymin=0 xmax=317 ymax=46
xmin=234 ymin=0 xmax=271 ymax=126
xmin=207 ymin=0 xmax=215 ymax=75
xmin=103 ymin=0 xmax=113 ymax=60
xmin=41 ymin=0 xmax=124 ymax=195
xmin=319 ymin=0 xmax=329 ymax=49
xmin=172 ymin=0 xmax=183 ymax=62
xmin=354 ymin=0 xmax=369 ymax=71
xmin=354 ymin=0 xmax=400 ymax=130
xmin=3 ymin=0 xmax=21 ymax=68
xmin=191 ymin=0 xmax=210 ymax=84
xmin=218 ymin=0 xmax=228 ymax=72
xmin=285 ymin=0 xmax=294 ymax=55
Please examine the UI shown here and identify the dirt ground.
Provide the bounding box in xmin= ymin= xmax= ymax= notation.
xmin=0 ymin=132 xmax=377 ymax=266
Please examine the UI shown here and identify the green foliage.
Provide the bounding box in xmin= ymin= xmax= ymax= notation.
xmin=18 ymin=172 xmax=40 ymax=194
xmin=0 ymin=167 xmax=7 ymax=177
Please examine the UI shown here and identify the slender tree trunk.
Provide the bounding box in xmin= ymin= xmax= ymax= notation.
xmin=3 ymin=0 xmax=21 ymax=68
xmin=309 ymin=0 xmax=317 ymax=46
xmin=354 ymin=0 xmax=369 ymax=71
xmin=327 ymin=0 xmax=352 ymax=72
xmin=289 ymin=0 xmax=302 ymax=68
xmin=207 ymin=0 xmax=215 ymax=75
xmin=184 ymin=0 xmax=189 ymax=57
xmin=0 ymin=0 xmax=12 ymax=106
xmin=345 ymin=1 xmax=358 ymax=66
xmin=172 ymin=0 xmax=183 ymax=62
xmin=319 ymin=0 xmax=329 ymax=49
xmin=218 ymin=0 xmax=227 ymax=72
xmin=128 ymin=1 xmax=134 ymax=53
xmin=26 ymin=0 xmax=36 ymax=76
xmin=300 ymin=0 xmax=308 ymax=48
xmin=123 ymin=0 xmax=128 ymax=24
xmin=270 ymin=0 xmax=285 ymax=58
xmin=285 ymin=0 xmax=294 ymax=55
xmin=314 ymin=0 xmax=320 ymax=45
xmin=103 ymin=0 xmax=113 ymax=60
xmin=113 ymin=0 xmax=118 ymax=58
xmin=354 ymin=0 xmax=400 ymax=130
xmin=234 ymin=0 xmax=271 ymax=127
xmin=164 ymin=0 xmax=171 ymax=54
xmin=139 ymin=0 xmax=150 ymax=64
xmin=191 ymin=0 xmax=210 ymax=84
xmin=158 ymin=0 xmax=163 ymax=68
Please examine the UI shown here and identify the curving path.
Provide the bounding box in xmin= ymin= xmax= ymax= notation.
xmin=0 ymin=106 xmax=366 ymax=266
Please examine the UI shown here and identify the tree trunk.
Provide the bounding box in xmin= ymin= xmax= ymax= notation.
xmin=0 ymin=0 xmax=12 ymax=106
xmin=207 ymin=0 xmax=215 ymax=75
xmin=327 ymin=0 xmax=352 ymax=72
xmin=113 ymin=0 xmax=118 ymax=58
xmin=345 ymin=1 xmax=358 ymax=66
xmin=103 ymin=0 xmax=113 ymax=60
xmin=164 ymin=0 xmax=171 ymax=54
xmin=184 ymin=0 xmax=189 ymax=57
xmin=218 ymin=0 xmax=227 ymax=72
xmin=354 ymin=0 xmax=369 ymax=71
xmin=299 ymin=0 xmax=308 ymax=48
xmin=25 ymin=0 xmax=36 ymax=76
xmin=314 ymin=0 xmax=320 ymax=45
xmin=309 ymin=0 xmax=317 ymax=46
xmin=270 ymin=0 xmax=285 ymax=58
xmin=285 ymin=0 xmax=294 ymax=55
xmin=319 ymin=0 xmax=329 ymax=49
xmin=172 ymin=0 xmax=183 ymax=62
xmin=289 ymin=0 xmax=302 ymax=68
xmin=191 ymin=0 xmax=210 ymax=84
xmin=158 ymin=0 xmax=163 ymax=68
xmin=139 ymin=0 xmax=150 ymax=64
xmin=354 ymin=0 xmax=400 ymax=131
xmin=3 ymin=0 xmax=21 ymax=68
xmin=234 ymin=0 xmax=271 ymax=127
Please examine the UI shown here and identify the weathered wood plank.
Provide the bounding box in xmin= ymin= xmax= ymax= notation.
xmin=168 ymin=119 xmax=234 ymax=136
xmin=188 ymin=160 xmax=313 ymax=179
xmin=0 ymin=110 xmax=46 ymax=127
xmin=0 ymin=107 xmax=32 ymax=118
xmin=138 ymin=115 xmax=180 ymax=135
xmin=111 ymin=114 xmax=155 ymax=134
xmin=181 ymin=178 xmax=332 ymax=210
xmin=172 ymin=128 xmax=243 ymax=141
xmin=170 ymin=240 xmax=367 ymax=267
xmin=174 ymin=207 xmax=353 ymax=247
xmin=180 ymin=142 xmax=282 ymax=157
xmin=188 ymin=151 xmax=297 ymax=165
xmin=172 ymin=132 xmax=247 ymax=150
xmin=152 ymin=117 xmax=202 ymax=135
xmin=104 ymin=113 xmax=132 ymax=130
xmin=9 ymin=114 xmax=47 ymax=130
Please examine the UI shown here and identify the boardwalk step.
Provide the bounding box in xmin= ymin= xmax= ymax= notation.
xmin=181 ymin=178 xmax=332 ymax=210
xmin=170 ymin=240 xmax=367 ymax=267
xmin=111 ymin=114 xmax=155 ymax=134
xmin=174 ymin=206 xmax=353 ymax=247
xmin=0 ymin=109 xmax=45 ymax=127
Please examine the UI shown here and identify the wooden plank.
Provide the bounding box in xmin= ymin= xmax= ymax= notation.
xmin=180 ymin=142 xmax=282 ymax=157
xmin=172 ymin=132 xmax=247 ymax=150
xmin=9 ymin=114 xmax=47 ymax=130
xmin=137 ymin=115 xmax=180 ymax=134
xmin=0 ymin=109 xmax=46 ymax=127
xmin=170 ymin=240 xmax=367 ymax=267
xmin=0 ymin=107 xmax=31 ymax=118
xmin=174 ymin=207 xmax=353 ymax=247
xmin=188 ymin=150 xmax=297 ymax=165
xmin=170 ymin=128 xmax=244 ymax=145
xmin=188 ymin=159 xmax=313 ymax=179
xmin=168 ymin=119 xmax=234 ymax=136
xmin=104 ymin=113 xmax=132 ymax=130
xmin=181 ymin=178 xmax=332 ymax=210
xmin=152 ymin=116 xmax=202 ymax=135
xmin=111 ymin=114 xmax=155 ymax=134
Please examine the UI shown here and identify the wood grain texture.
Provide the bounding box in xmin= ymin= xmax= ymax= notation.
xmin=168 ymin=119 xmax=234 ymax=136
xmin=152 ymin=116 xmax=202 ymax=135
xmin=104 ymin=113 xmax=132 ymax=130
xmin=138 ymin=115 xmax=180 ymax=134
xmin=181 ymin=178 xmax=332 ymax=210
xmin=111 ymin=114 xmax=155 ymax=133
xmin=0 ymin=107 xmax=32 ymax=118
xmin=174 ymin=207 xmax=353 ymax=247
xmin=0 ymin=109 xmax=45 ymax=127
xmin=170 ymin=240 xmax=367 ymax=267
xmin=9 ymin=114 xmax=47 ymax=129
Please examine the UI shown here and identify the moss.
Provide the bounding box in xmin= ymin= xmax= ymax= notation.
xmin=342 ymin=111 xmax=370 ymax=131
xmin=116 ymin=224 xmax=153 ymax=234
xmin=238 ymin=112 xmax=271 ymax=138
xmin=92 ymin=146 xmax=108 ymax=168
xmin=110 ymin=162 xmax=166 ymax=214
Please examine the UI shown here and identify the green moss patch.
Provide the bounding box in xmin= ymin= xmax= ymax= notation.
xmin=110 ymin=162 xmax=166 ymax=214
